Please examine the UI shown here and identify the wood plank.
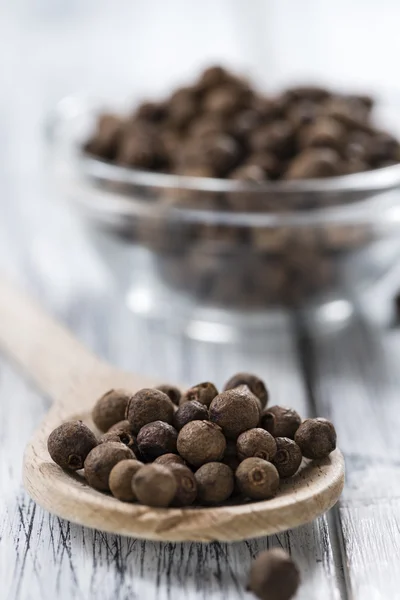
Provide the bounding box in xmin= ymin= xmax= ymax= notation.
xmin=304 ymin=317 xmax=400 ymax=599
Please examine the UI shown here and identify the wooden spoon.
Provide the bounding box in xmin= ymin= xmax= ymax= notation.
xmin=0 ymin=277 xmax=345 ymax=542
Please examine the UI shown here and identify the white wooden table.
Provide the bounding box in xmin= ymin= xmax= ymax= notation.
xmin=1 ymin=3 xmax=400 ymax=598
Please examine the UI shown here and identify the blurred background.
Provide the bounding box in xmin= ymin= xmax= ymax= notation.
xmin=2 ymin=0 xmax=400 ymax=341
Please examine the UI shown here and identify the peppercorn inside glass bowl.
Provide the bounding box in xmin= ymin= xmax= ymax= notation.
xmin=48 ymin=95 xmax=400 ymax=340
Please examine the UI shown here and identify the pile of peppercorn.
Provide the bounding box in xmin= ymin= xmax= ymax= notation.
xmin=47 ymin=372 xmax=337 ymax=508
xmin=84 ymin=65 xmax=400 ymax=182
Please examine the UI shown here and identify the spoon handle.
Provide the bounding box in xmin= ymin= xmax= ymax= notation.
xmin=0 ymin=276 xmax=111 ymax=407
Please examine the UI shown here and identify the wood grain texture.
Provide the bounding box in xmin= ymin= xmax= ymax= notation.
xmin=0 ymin=305 xmax=345 ymax=598
xmin=302 ymin=318 xmax=400 ymax=600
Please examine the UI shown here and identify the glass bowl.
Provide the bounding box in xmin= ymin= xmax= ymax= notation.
xmin=47 ymin=95 xmax=400 ymax=340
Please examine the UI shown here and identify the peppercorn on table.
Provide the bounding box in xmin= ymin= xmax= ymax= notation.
xmin=2 ymin=3 xmax=400 ymax=599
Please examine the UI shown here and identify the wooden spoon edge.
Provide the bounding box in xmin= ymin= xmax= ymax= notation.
xmin=23 ymin=424 xmax=345 ymax=542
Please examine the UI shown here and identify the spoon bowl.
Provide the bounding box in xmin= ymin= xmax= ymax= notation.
xmin=0 ymin=277 xmax=345 ymax=542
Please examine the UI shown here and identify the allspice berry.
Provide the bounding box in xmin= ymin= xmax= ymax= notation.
xmin=261 ymin=406 xmax=301 ymax=439
xmin=84 ymin=442 xmax=134 ymax=491
xmin=236 ymin=457 xmax=279 ymax=500
xmin=295 ymin=418 xmax=336 ymax=459
xmin=169 ymin=464 xmax=197 ymax=507
xmin=177 ymin=420 xmax=226 ymax=467
xmin=284 ymin=148 xmax=341 ymax=180
xmin=156 ymin=384 xmax=182 ymax=406
xmin=106 ymin=419 xmax=137 ymax=452
xmin=126 ymin=388 xmax=174 ymax=434
xmin=136 ymin=421 xmax=178 ymax=461
xmin=195 ymin=462 xmax=234 ymax=504
xmin=173 ymin=400 xmax=209 ymax=431
xmin=132 ymin=464 xmax=177 ymax=507
xmin=47 ymin=421 xmax=98 ymax=471
xmin=109 ymin=459 xmax=144 ymax=502
xmin=154 ymin=453 xmax=186 ymax=467
xmin=92 ymin=389 xmax=132 ymax=432
xmin=209 ymin=388 xmax=260 ymax=439
xmin=248 ymin=548 xmax=300 ymax=600
xmin=108 ymin=419 xmax=131 ymax=433
xmin=180 ymin=382 xmax=218 ymax=407
xmin=223 ymin=372 xmax=269 ymax=408
xmin=299 ymin=117 xmax=346 ymax=152
xmin=273 ymin=438 xmax=302 ymax=478
xmin=100 ymin=424 xmax=137 ymax=454
xmin=197 ymin=65 xmax=233 ymax=91
xmin=236 ymin=428 xmax=277 ymax=462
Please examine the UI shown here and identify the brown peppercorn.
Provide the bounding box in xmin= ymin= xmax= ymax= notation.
xmin=322 ymin=95 xmax=371 ymax=129
xmin=286 ymin=100 xmax=318 ymax=130
xmin=367 ymin=131 xmax=400 ymax=166
xmin=136 ymin=421 xmax=178 ymax=461
xmin=348 ymin=93 xmax=374 ymax=112
xmin=189 ymin=115 xmax=226 ymax=140
xmin=169 ymin=464 xmax=197 ymax=507
xmin=273 ymin=438 xmax=302 ymax=478
xmin=47 ymin=421 xmax=98 ymax=471
xmin=236 ymin=457 xmax=279 ymax=500
xmin=203 ymin=84 xmax=251 ymax=117
xmin=168 ymin=93 xmax=198 ymax=130
xmin=261 ymin=406 xmax=301 ymax=439
xmin=135 ymin=101 xmax=167 ymax=123
xmin=126 ymin=388 xmax=174 ymax=434
xmin=108 ymin=419 xmax=131 ymax=433
xmin=173 ymin=400 xmax=209 ymax=431
xmin=181 ymin=134 xmax=241 ymax=177
xmin=92 ymin=389 xmax=132 ymax=433
xmin=287 ymin=84 xmax=331 ymax=102
xmin=177 ymin=420 xmax=226 ymax=467
xmin=284 ymin=148 xmax=341 ymax=180
xmin=99 ymin=430 xmax=137 ymax=455
xmin=250 ymin=121 xmax=294 ymax=159
xmin=237 ymin=428 xmax=277 ymax=462
xmin=84 ymin=113 xmax=123 ymax=160
xmin=196 ymin=65 xmax=235 ymax=91
xmin=108 ymin=459 xmax=144 ymax=502
xmin=299 ymin=117 xmax=346 ymax=152
xmin=154 ymin=453 xmax=186 ymax=467
xmin=254 ymin=96 xmax=284 ymax=122
xmin=84 ymin=442 xmax=134 ymax=491
xmin=232 ymin=109 xmax=262 ymax=140
xmin=248 ymin=548 xmax=300 ymax=600
xmin=132 ymin=464 xmax=177 ymax=507
xmin=209 ymin=388 xmax=260 ymax=440
xmin=175 ymin=165 xmax=218 ymax=181
xmin=156 ymin=384 xmax=182 ymax=406
xmin=195 ymin=462 xmax=234 ymax=504
xmin=229 ymin=164 xmax=267 ymax=182
xmin=295 ymin=418 xmax=337 ymax=459
xmin=223 ymin=372 xmax=269 ymax=408
xmin=245 ymin=152 xmax=281 ymax=179
xmin=117 ymin=127 xmax=166 ymax=170
xmin=180 ymin=382 xmax=218 ymax=407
